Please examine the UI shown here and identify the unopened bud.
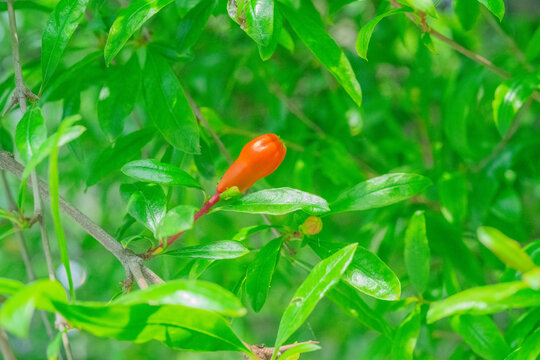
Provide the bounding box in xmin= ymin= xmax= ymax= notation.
xmin=300 ymin=216 xmax=323 ymax=235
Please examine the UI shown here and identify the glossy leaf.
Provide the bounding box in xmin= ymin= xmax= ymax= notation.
xmin=156 ymin=205 xmax=197 ymax=239
xmin=245 ymin=237 xmax=282 ymax=312
xmin=121 ymin=183 xmax=167 ymax=235
xmin=122 ymin=159 xmax=202 ymax=189
xmin=355 ymin=7 xmax=413 ymax=60
xmin=331 ymin=173 xmax=432 ymax=214
xmin=404 ymin=211 xmax=430 ymax=294
xmin=455 ymin=0 xmax=479 ymax=30
xmin=478 ymin=0 xmax=505 ymax=21
xmin=451 ymin=315 xmax=510 ymax=360
xmin=477 ymin=227 xmax=535 ymax=273
xmin=311 ymin=240 xmax=400 ymax=300
xmin=41 ymin=0 xmax=89 ymax=86
xmin=492 ymin=77 xmax=537 ymax=137
xmin=214 ymin=188 xmax=330 ymax=215
xmin=142 ymin=50 xmax=200 ymax=153
xmin=390 ymin=305 xmax=422 ymax=360
xmin=15 ymin=106 xmax=47 ymax=163
xmin=326 ymin=282 xmax=393 ymax=337
xmin=87 ymin=128 xmax=154 ymax=186
xmin=438 ymin=172 xmax=468 ymax=224
xmin=279 ymin=342 xmax=321 ymax=359
xmin=273 ymin=243 xmax=357 ymax=355
xmin=166 ymin=241 xmax=249 ymax=259
xmin=104 ymin=0 xmax=174 ymax=65
xmin=515 ymin=327 xmax=540 ymax=360
xmin=228 ymin=0 xmax=275 ymax=46
xmin=97 ymin=54 xmax=140 ymax=138
xmin=427 ymin=282 xmax=540 ymax=323
xmin=115 ymin=279 xmax=246 ymax=317
xmin=278 ymin=0 xmax=362 ymax=107
xmin=258 ymin=7 xmax=282 ymax=60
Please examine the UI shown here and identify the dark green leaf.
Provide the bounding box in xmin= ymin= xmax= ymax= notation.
xmin=87 ymin=128 xmax=154 ymax=186
xmin=451 ymin=315 xmax=510 ymax=360
xmin=246 ymin=237 xmax=282 ymax=312
xmin=156 ymin=205 xmax=197 ymax=239
xmin=311 ymin=240 xmax=401 ymax=300
xmin=331 ymin=173 xmax=432 ymax=214
xmin=177 ymin=0 xmax=217 ymax=54
xmin=41 ymin=0 xmax=89 ymax=86
xmin=121 ymin=183 xmax=167 ymax=235
xmin=97 ymin=54 xmax=140 ymax=138
xmin=122 ymin=159 xmax=202 ymax=189
xmin=404 ymin=210 xmax=430 ymax=294
xmin=15 ymin=105 xmax=47 ymax=163
xmin=390 ymin=305 xmax=422 ymax=360
xmin=427 ymin=282 xmax=540 ymax=323
xmin=478 ymin=0 xmax=505 ymax=21
xmin=0 ymin=278 xmax=24 ymax=296
xmin=104 ymin=0 xmax=174 ymax=65
xmin=273 ymin=243 xmax=357 ymax=354
xmin=355 ymin=7 xmax=413 ymax=60
xmin=214 ymin=188 xmax=330 ymax=215
xmin=142 ymin=50 xmax=200 ymax=153
xmin=166 ymin=241 xmax=249 ymax=259
xmin=477 ymin=227 xmax=536 ymax=273
xmin=525 ymin=26 xmax=540 ymax=61
xmin=278 ymin=0 xmax=362 ymax=107
xmin=455 ymin=0 xmax=479 ymax=30
xmin=438 ymin=172 xmax=468 ymax=224
xmin=115 ymin=279 xmax=247 ymax=317
xmin=0 ymin=126 xmax=13 ymax=152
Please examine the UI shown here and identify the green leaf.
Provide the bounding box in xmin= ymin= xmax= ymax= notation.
xmin=427 ymin=282 xmax=540 ymax=323
xmin=0 ymin=126 xmax=14 ymax=152
xmin=326 ymin=282 xmax=393 ymax=337
xmin=311 ymin=240 xmax=401 ymax=300
xmin=404 ymin=210 xmax=430 ymax=294
xmin=492 ymin=77 xmax=538 ymax=137
xmin=214 ymin=188 xmax=330 ymax=215
xmin=97 ymin=54 xmax=140 ymax=138
xmin=142 ymin=50 xmax=200 ymax=153
xmin=455 ymin=0 xmax=479 ymax=30
xmin=177 ymin=0 xmax=217 ymax=54
xmin=355 ymin=7 xmax=413 ymax=60
xmin=402 ymin=0 xmax=437 ymax=17
xmin=228 ymin=0 xmax=275 ymax=46
xmin=0 ymin=280 xmax=67 ymax=337
xmin=525 ymin=26 xmax=540 ymax=61
xmin=87 ymin=128 xmax=154 ymax=186
xmin=104 ymin=0 xmax=174 ymax=65
xmin=156 ymin=205 xmax=197 ymax=239
xmin=47 ymin=331 xmax=63 ymax=360
xmin=515 ymin=327 xmax=540 ymax=360
xmin=278 ymin=0 xmax=362 ymax=107
xmin=331 ymin=173 xmax=432 ymax=214
xmin=505 ymin=307 xmax=540 ymax=349
xmin=0 ymin=278 xmax=24 ymax=296
xmin=232 ymin=224 xmax=278 ymax=241
xmin=115 ymin=279 xmax=247 ymax=317
xmin=166 ymin=241 xmax=249 ymax=259
xmin=15 ymin=106 xmax=47 ymax=163
xmin=477 ymin=227 xmax=536 ymax=273
xmin=390 ymin=305 xmax=422 ymax=360
xmin=451 ymin=315 xmax=510 ymax=360
xmin=41 ymin=0 xmax=90 ymax=87
xmin=0 ymin=1 xmax=53 ymax=12
xmin=279 ymin=342 xmax=321 ymax=359
xmin=245 ymin=237 xmax=282 ymax=312
xmin=438 ymin=172 xmax=468 ymax=224
xmin=121 ymin=183 xmax=167 ymax=235
xmin=477 ymin=0 xmax=505 ymax=21
xmin=273 ymin=243 xmax=357 ymax=356
xmin=121 ymin=159 xmax=202 ymax=189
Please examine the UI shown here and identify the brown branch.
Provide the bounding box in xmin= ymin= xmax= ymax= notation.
xmin=0 ymin=328 xmax=16 ymax=360
xmin=244 ymin=341 xmax=319 ymax=360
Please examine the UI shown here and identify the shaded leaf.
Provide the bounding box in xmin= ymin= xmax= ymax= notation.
xmin=451 ymin=315 xmax=510 ymax=360
xmin=455 ymin=0 xmax=479 ymax=30
xmin=390 ymin=305 xmax=422 ymax=360
xmin=0 ymin=278 xmax=24 ymax=296
xmin=438 ymin=172 xmax=468 ymax=224
xmin=120 ymin=183 xmax=167 ymax=235
xmin=177 ymin=0 xmax=217 ymax=54
xmin=404 ymin=210 xmax=430 ymax=294
xmin=156 ymin=205 xmax=197 ymax=239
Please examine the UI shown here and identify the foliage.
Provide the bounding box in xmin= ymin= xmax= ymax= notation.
xmin=0 ymin=0 xmax=539 ymax=359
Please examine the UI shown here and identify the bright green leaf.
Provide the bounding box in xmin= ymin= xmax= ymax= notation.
xmin=279 ymin=342 xmax=321 ymax=359
xmin=156 ymin=205 xmax=197 ymax=239
xmin=477 ymin=0 xmax=505 ymax=21
xmin=46 ymin=331 xmax=63 ymax=360
xmin=0 ymin=278 xmax=24 ymax=296
xmin=404 ymin=210 xmax=430 ymax=294
xmin=122 ymin=159 xmax=202 ymax=189
xmin=166 ymin=241 xmax=249 ymax=259
xmin=438 ymin=172 xmax=468 ymax=224
xmin=390 ymin=305 xmax=422 ymax=360
xmin=121 ymin=183 xmax=167 ymax=235
xmin=228 ymin=0 xmax=275 ymax=47
xmin=15 ymin=106 xmax=47 ymax=163
xmin=451 ymin=315 xmax=510 ymax=360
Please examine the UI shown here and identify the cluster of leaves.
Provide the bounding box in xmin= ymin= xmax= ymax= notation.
xmin=0 ymin=0 xmax=539 ymax=359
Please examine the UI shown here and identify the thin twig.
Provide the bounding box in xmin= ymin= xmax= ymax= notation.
xmin=244 ymin=341 xmax=319 ymax=360
xmin=0 ymin=328 xmax=16 ymax=360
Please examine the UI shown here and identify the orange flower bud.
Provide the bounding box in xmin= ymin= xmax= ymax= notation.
xmin=217 ymin=134 xmax=286 ymax=193
xmin=300 ymin=216 xmax=323 ymax=235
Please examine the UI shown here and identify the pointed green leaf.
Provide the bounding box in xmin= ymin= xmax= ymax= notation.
xmin=156 ymin=205 xmax=197 ymax=239
xmin=331 ymin=173 xmax=432 ymax=214
xmin=120 ymin=183 xmax=167 ymax=235
xmin=246 ymin=237 xmax=282 ymax=312
xmin=478 ymin=0 xmax=505 ymax=21
xmin=278 ymin=0 xmax=362 ymax=107
xmin=228 ymin=0 xmax=275 ymax=47
xmin=166 ymin=241 xmax=249 ymax=259
xmin=42 ymin=0 xmax=89 ymax=86
xmin=273 ymin=243 xmax=357 ymax=356
xmin=142 ymin=50 xmax=200 ymax=153
xmin=15 ymin=106 xmax=47 ymax=163
xmin=279 ymin=342 xmax=321 ymax=359
xmin=390 ymin=305 xmax=422 ymax=360
xmin=122 ymin=159 xmax=202 ymax=189
xmin=451 ymin=315 xmax=510 ymax=360
xmin=404 ymin=211 xmax=430 ymax=294
xmin=104 ymin=0 xmax=174 ymax=65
